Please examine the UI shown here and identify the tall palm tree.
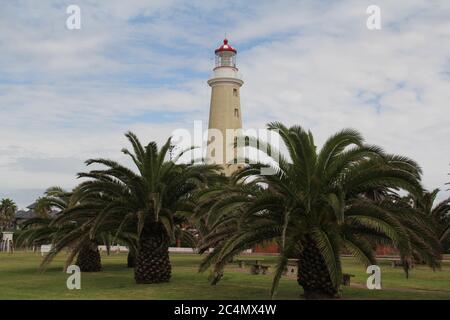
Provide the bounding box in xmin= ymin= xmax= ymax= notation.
xmin=198 ymin=123 xmax=441 ymax=299
xmin=0 ymin=198 xmax=17 ymax=231
xmin=76 ymin=132 xmax=220 ymax=284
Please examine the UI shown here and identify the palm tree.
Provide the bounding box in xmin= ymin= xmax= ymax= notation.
xmin=17 ymin=187 xmax=105 ymax=272
xmin=34 ymin=198 xmax=53 ymax=218
xmin=41 ymin=187 xmax=104 ymax=272
xmin=75 ymin=132 xmax=220 ymax=284
xmin=408 ymin=189 xmax=450 ymax=253
xmin=15 ymin=216 xmax=59 ymax=250
xmin=15 ymin=188 xmax=69 ymax=252
xmin=0 ymin=198 xmax=17 ymax=231
xmin=198 ymin=123 xmax=441 ymax=299
xmin=60 ymin=192 xmax=140 ymax=271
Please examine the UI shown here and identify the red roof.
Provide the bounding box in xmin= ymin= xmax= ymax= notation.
xmin=215 ymin=39 xmax=237 ymax=54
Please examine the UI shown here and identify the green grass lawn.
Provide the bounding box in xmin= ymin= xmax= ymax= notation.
xmin=0 ymin=251 xmax=449 ymax=300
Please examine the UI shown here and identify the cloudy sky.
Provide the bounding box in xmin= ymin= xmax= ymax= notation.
xmin=1 ymin=0 xmax=449 ymax=208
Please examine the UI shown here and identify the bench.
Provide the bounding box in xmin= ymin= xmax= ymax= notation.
xmin=236 ymin=259 xmax=262 ymax=269
xmin=250 ymin=263 xmax=270 ymax=275
xmin=283 ymin=259 xmax=299 ymax=277
xmin=342 ymin=273 xmax=355 ymax=286
xmin=391 ymin=260 xmax=403 ymax=268
xmin=391 ymin=260 xmax=414 ymax=268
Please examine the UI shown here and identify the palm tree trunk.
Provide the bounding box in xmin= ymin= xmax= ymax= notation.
xmin=76 ymin=240 xmax=102 ymax=272
xmin=134 ymin=221 xmax=171 ymax=284
xmin=297 ymin=237 xmax=338 ymax=299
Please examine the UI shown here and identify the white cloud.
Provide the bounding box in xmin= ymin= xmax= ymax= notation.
xmin=0 ymin=0 xmax=449 ymax=208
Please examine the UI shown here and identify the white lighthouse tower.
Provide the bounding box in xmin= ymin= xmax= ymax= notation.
xmin=206 ymin=39 xmax=244 ymax=175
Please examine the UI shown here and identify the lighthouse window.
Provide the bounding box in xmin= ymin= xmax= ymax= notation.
xmin=221 ymin=56 xmax=232 ymax=66
xmin=234 ymin=108 xmax=239 ymax=117
xmin=233 ymin=88 xmax=238 ymax=97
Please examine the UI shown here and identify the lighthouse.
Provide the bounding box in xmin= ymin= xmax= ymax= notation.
xmin=206 ymin=39 xmax=244 ymax=175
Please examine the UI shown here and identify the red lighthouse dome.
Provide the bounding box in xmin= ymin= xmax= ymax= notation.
xmin=215 ymin=38 xmax=237 ymax=54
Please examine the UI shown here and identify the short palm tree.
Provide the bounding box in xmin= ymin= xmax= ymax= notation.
xmin=17 ymin=187 xmax=109 ymax=272
xmin=15 ymin=187 xmax=71 ymax=253
xmin=199 ymin=123 xmax=441 ymax=299
xmin=408 ymin=189 xmax=450 ymax=252
xmin=0 ymin=198 xmax=17 ymax=231
xmin=76 ymin=132 xmax=219 ymax=284
xmin=15 ymin=216 xmax=55 ymax=250
xmin=59 ymin=191 xmax=140 ymax=271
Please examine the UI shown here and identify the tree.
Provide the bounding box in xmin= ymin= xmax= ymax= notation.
xmin=57 ymin=192 xmax=140 ymax=271
xmin=33 ymin=187 xmax=103 ymax=271
xmin=76 ymin=132 xmax=220 ymax=283
xmin=408 ymin=189 xmax=450 ymax=253
xmin=34 ymin=197 xmax=53 ymax=218
xmin=198 ymin=123 xmax=441 ymax=299
xmin=0 ymin=198 xmax=17 ymax=231
xmin=17 ymin=187 xmax=110 ymax=272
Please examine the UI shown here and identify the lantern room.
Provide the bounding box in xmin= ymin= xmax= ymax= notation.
xmin=214 ymin=39 xmax=237 ymax=68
